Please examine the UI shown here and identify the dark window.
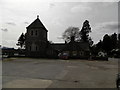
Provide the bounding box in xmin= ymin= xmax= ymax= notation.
xmin=31 ymin=31 xmax=33 ymax=36
xmin=79 ymin=51 xmax=84 ymax=56
xmin=36 ymin=46 xmax=38 ymax=51
xmin=30 ymin=46 xmax=31 ymax=51
xmin=35 ymin=30 xmax=37 ymax=36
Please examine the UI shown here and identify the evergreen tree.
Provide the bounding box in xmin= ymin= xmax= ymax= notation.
xmin=111 ymin=33 xmax=117 ymax=49
xmin=118 ymin=33 xmax=120 ymax=41
xmin=80 ymin=20 xmax=91 ymax=42
xmin=16 ymin=33 xmax=25 ymax=49
xmin=96 ymin=40 xmax=103 ymax=51
xmin=118 ymin=33 xmax=120 ymax=49
xmin=91 ymin=44 xmax=98 ymax=56
xmin=102 ymin=34 xmax=112 ymax=54
xmin=88 ymin=37 xmax=94 ymax=48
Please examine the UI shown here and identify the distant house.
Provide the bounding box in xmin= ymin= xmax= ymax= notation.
xmin=25 ymin=15 xmax=90 ymax=59
xmin=2 ymin=47 xmax=25 ymax=57
xmin=61 ymin=36 xmax=90 ymax=59
xmin=2 ymin=47 xmax=15 ymax=57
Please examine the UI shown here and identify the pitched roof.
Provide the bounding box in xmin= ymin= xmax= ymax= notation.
xmin=27 ymin=16 xmax=48 ymax=31
xmin=63 ymin=41 xmax=90 ymax=51
xmin=50 ymin=43 xmax=65 ymax=51
xmin=49 ymin=41 xmax=90 ymax=52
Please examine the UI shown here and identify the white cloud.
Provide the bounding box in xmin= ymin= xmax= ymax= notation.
xmin=2 ymin=39 xmax=16 ymax=48
xmin=71 ymin=4 xmax=92 ymax=13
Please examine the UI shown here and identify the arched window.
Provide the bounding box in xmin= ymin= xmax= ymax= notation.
xmin=31 ymin=43 xmax=38 ymax=51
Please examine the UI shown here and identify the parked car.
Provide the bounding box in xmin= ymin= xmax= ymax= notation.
xmin=116 ymin=73 xmax=120 ymax=89
xmin=59 ymin=52 xmax=69 ymax=60
xmin=2 ymin=54 xmax=9 ymax=58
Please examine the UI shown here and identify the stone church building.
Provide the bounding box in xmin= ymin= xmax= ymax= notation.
xmin=25 ymin=15 xmax=90 ymax=59
xmin=25 ymin=15 xmax=48 ymax=57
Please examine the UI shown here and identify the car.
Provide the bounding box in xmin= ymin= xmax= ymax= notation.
xmin=2 ymin=55 xmax=9 ymax=58
xmin=59 ymin=52 xmax=69 ymax=60
xmin=116 ymin=73 xmax=120 ymax=89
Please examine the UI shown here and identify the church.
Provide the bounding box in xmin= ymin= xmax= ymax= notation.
xmin=25 ymin=15 xmax=90 ymax=59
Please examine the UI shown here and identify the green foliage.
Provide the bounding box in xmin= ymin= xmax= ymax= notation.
xmin=102 ymin=34 xmax=112 ymax=53
xmin=16 ymin=33 xmax=25 ymax=49
xmin=91 ymin=33 xmax=119 ymax=57
xmin=118 ymin=33 xmax=120 ymax=49
xmin=118 ymin=33 xmax=120 ymax=41
xmin=62 ymin=20 xmax=93 ymax=46
xmin=62 ymin=26 xmax=80 ymax=43
xmin=80 ymin=20 xmax=91 ymax=42
xmin=111 ymin=33 xmax=117 ymax=49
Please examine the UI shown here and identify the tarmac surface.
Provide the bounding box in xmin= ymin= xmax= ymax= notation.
xmin=0 ymin=60 xmax=2 ymax=89
xmin=2 ymin=58 xmax=118 ymax=88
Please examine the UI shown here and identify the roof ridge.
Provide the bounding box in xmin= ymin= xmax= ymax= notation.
xmin=26 ymin=16 xmax=48 ymax=31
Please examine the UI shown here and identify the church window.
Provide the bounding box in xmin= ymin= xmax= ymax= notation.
xmin=35 ymin=30 xmax=37 ymax=36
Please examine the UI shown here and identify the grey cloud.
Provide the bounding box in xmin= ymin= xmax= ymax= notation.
xmin=94 ymin=22 xmax=119 ymax=32
xmin=49 ymin=3 xmax=56 ymax=8
xmin=103 ymin=22 xmax=119 ymax=30
xmin=6 ymin=22 xmax=16 ymax=26
xmin=1 ymin=28 xmax=8 ymax=32
xmin=24 ymin=22 xmax=29 ymax=24
xmin=90 ymin=22 xmax=118 ymax=44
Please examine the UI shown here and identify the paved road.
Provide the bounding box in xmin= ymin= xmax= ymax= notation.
xmin=2 ymin=58 xmax=118 ymax=88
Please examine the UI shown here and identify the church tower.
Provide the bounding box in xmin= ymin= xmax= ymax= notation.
xmin=25 ymin=15 xmax=48 ymax=57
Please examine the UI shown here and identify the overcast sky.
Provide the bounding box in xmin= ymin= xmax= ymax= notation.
xmin=0 ymin=0 xmax=119 ymax=48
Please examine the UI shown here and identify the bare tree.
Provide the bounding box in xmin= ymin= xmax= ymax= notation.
xmin=62 ymin=26 xmax=80 ymax=43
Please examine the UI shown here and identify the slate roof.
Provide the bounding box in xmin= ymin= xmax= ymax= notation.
xmin=63 ymin=41 xmax=90 ymax=51
xmin=26 ymin=16 xmax=48 ymax=31
xmin=50 ymin=43 xmax=65 ymax=51
xmin=50 ymin=41 xmax=90 ymax=52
